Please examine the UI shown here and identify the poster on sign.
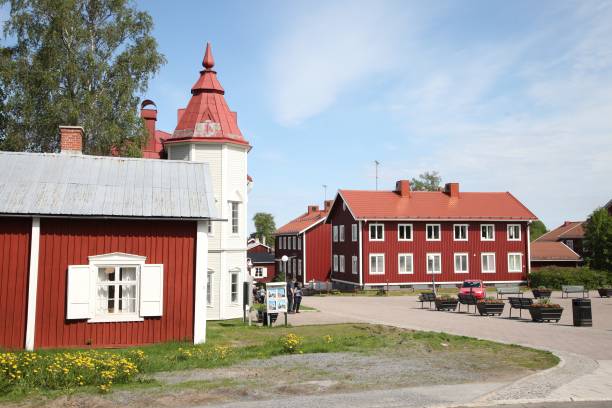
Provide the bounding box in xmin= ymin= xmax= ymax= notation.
xmin=265 ymin=282 xmax=288 ymax=313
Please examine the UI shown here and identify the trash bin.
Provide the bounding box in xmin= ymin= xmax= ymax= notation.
xmin=572 ymin=298 xmax=592 ymax=327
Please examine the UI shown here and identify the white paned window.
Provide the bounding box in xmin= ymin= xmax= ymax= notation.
xmin=369 ymin=254 xmax=385 ymax=274
xmin=481 ymin=253 xmax=496 ymax=273
xmin=298 ymin=260 xmax=302 ymax=276
xmin=352 ymin=256 xmax=358 ymax=275
xmin=426 ymin=224 xmax=441 ymax=241
xmin=426 ymin=253 xmax=441 ymax=274
xmin=254 ymin=267 xmax=266 ymax=278
xmin=297 ymin=237 xmax=302 ymax=250
xmin=507 ymin=224 xmax=521 ymax=241
xmin=282 ymin=237 xmax=286 ymax=249
xmin=398 ymin=224 xmax=413 ymax=241
xmin=454 ymin=224 xmax=468 ymax=241
xmin=96 ymin=266 xmax=137 ymax=316
xmin=207 ymin=221 xmax=213 ymax=235
xmin=333 ymin=226 xmax=339 ymax=242
xmin=508 ymin=253 xmax=522 ymax=273
xmin=292 ymin=259 xmax=296 ymax=275
xmin=339 ymin=225 xmax=345 ymax=242
xmin=481 ymin=224 xmax=495 ymax=241
xmin=333 ymin=255 xmax=338 ymax=272
xmin=207 ymin=271 xmax=213 ymax=307
xmin=289 ymin=237 xmax=293 ymax=250
xmin=230 ymin=202 xmax=239 ymax=234
xmin=339 ymin=255 xmax=345 ymax=273
xmin=230 ymin=271 xmax=240 ymax=303
xmin=398 ymin=253 xmax=413 ymax=274
xmin=454 ymin=253 xmax=469 ymax=273
xmin=369 ymin=224 xmax=384 ymax=241
xmin=352 ymin=224 xmax=358 ymax=242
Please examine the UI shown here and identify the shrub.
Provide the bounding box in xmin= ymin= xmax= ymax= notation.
xmin=279 ymin=333 xmax=303 ymax=354
xmin=529 ymin=266 xmax=611 ymax=290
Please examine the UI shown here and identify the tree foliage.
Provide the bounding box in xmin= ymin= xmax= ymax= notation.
xmin=0 ymin=0 xmax=165 ymax=155
xmin=253 ymin=212 xmax=276 ymax=248
xmin=583 ymin=208 xmax=612 ymax=272
xmin=529 ymin=220 xmax=548 ymax=241
xmin=410 ymin=171 xmax=442 ymax=191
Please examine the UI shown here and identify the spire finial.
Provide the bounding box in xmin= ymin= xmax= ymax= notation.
xmin=202 ymin=42 xmax=215 ymax=70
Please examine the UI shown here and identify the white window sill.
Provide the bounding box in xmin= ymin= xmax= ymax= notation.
xmin=480 ymin=238 xmax=495 ymax=242
xmin=507 ymin=239 xmax=521 ymax=241
xmin=454 ymin=239 xmax=468 ymax=242
xmin=369 ymin=239 xmax=385 ymax=242
xmin=88 ymin=315 xmax=144 ymax=323
xmin=398 ymin=272 xmax=414 ymax=275
xmin=454 ymin=271 xmax=469 ymax=274
xmin=482 ymin=271 xmax=496 ymax=274
xmin=509 ymin=270 xmax=523 ymax=273
xmin=369 ymin=271 xmax=385 ymax=275
xmin=426 ymin=271 xmax=442 ymax=274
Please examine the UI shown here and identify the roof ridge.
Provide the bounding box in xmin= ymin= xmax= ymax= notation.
xmin=0 ymin=150 xmax=212 ymax=166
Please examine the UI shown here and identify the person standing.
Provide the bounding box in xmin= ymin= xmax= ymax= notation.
xmin=293 ymin=282 xmax=303 ymax=313
xmin=286 ymin=278 xmax=294 ymax=313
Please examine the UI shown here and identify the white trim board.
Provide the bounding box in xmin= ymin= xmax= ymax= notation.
xmin=25 ymin=217 xmax=40 ymax=351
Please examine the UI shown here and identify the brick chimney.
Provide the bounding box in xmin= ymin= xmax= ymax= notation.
xmin=59 ymin=126 xmax=84 ymax=154
xmin=307 ymin=205 xmax=319 ymax=214
xmin=324 ymin=200 xmax=334 ymax=211
xmin=395 ymin=180 xmax=411 ymax=197
xmin=444 ymin=182 xmax=460 ymax=198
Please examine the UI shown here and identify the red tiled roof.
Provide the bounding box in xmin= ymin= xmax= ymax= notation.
xmin=339 ymin=190 xmax=537 ymax=220
xmin=531 ymin=241 xmax=581 ymax=261
xmin=276 ymin=209 xmax=329 ymax=235
xmin=537 ymin=221 xmax=584 ymax=242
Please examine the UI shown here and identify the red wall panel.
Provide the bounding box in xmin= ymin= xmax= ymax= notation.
xmin=0 ymin=217 xmax=31 ymax=349
xmin=252 ymin=262 xmax=276 ymax=283
xmin=35 ymin=218 xmax=196 ymax=349
xmin=305 ymin=222 xmax=332 ymax=282
xmin=329 ymin=198 xmax=360 ymax=284
xmin=275 ymin=234 xmax=304 ymax=282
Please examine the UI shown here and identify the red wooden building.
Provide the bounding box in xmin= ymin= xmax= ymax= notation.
xmin=274 ymin=201 xmax=333 ymax=284
xmin=326 ymin=180 xmax=537 ymax=289
xmin=247 ymin=252 xmax=277 ymax=283
xmin=0 ymin=128 xmax=216 ymax=350
xmin=530 ymin=221 xmax=584 ymax=268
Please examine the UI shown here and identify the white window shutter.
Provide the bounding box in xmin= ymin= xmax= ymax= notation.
xmin=261 ymin=267 xmax=268 ymax=278
xmin=66 ymin=265 xmax=93 ymax=320
xmin=140 ymin=264 xmax=164 ymax=317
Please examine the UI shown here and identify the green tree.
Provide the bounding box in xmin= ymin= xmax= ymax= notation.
xmin=253 ymin=212 xmax=276 ymax=248
xmin=410 ymin=171 xmax=442 ymax=191
xmin=0 ymin=0 xmax=165 ymax=155
xmin=583 ymin=208 xmax=612 ymax=272
xmin=529 ymin=220 xmax=548 ymax=241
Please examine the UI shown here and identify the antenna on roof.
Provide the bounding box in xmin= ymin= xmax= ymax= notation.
xmin=323 ymin=184 xmax=328 ymax=201
xmin=374 ymin=160 xmax=380 ymax=191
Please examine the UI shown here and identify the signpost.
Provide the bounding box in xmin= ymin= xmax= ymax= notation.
xmin=264 ymin=282 xmax=288 ymax=327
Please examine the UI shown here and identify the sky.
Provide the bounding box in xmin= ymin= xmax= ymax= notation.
xmin=4 ymin=1 xmax=612 ymax=231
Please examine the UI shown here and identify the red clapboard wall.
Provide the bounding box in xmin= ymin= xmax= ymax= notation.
xmin=0 ymin=218 xmax=31 ymax=350
xmin=34 ymin=218 xmax=197 ymax=349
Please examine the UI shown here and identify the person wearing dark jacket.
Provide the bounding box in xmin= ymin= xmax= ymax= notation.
xmin=286 ymin=279 xmax=294 ymax=313
xmin=293 ymin=282 xmax=303 ymax=313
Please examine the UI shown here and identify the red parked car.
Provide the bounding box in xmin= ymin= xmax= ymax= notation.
xmin=459 ymin=280 xmax=487 ymax=299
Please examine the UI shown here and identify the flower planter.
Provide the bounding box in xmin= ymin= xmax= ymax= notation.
xmin=257 ymin=311 xmax=279 ymax=326
xmin=532 ymin=289 xmax=552 ymax=299
xmin=477 ymin=302 xmax=505 ymax=316
xmin=528 ymin=307 xmax=563 ymax=323
xmin=598 ymin=288 xmax=612 ymax=298
xmin=435 ymin=299 xmax=458 ymax=311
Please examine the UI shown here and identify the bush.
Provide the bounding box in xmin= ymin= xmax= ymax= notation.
xmin=279 ymin=333 xmax=303 ymax=354
xmin=529 ymin=266 xmax=611 ymax=290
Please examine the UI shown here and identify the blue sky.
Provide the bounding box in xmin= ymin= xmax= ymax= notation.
xmin=4 ymin=1 xmax=612 ymax=231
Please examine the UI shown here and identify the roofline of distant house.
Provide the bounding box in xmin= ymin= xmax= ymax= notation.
xmin=274 ymin=213 xmax=328 ymax=236
xmin=0 ymin=213 xmax=226 ymax=222
xmin=531 ymin=258 xmax=582 ymax=262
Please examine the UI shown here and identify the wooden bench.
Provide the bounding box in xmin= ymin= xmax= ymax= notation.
xmin=418 ymin=292 xmax=436 ymax=309
xmin=508 ymin=297 xmax=533 ymax=319
xmin=496 ymin=287 xmax=522 ymax=299
xmin=457 ymin=293 xmax=478 ymax=314
xmin=562 ymin=285 xmax=589 ymax=298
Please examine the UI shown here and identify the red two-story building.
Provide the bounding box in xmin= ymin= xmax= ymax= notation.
xmin=275 ymin=201 xmax=333 ymax=284
xmin=326 ymin=181 xmax=537 ymax=290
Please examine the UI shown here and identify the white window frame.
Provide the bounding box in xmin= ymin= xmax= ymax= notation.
xmin=352 ymin=224 xmax=358 ymax=242
xmin=230 ymin=269 xmax=240 ymax=304
xmin=293 ymin=236 xmax=297 ymax=249
xmin=426 ymin=253 xmax=442 ymax=274
xmin=398 ymin=253 xmax=414 ymax=274
xmin=507 ymin=224 xmax=521 ymax=241
xmin=339 ymin=225 xmax=345 ymax=242
xmin=254 ymin=267 xmax=267 ymax=278
xmin=230 ymin=201 xmax=240 ymax=235
xmin=333 ymin=254 xmax=339 ymax=272
xmin=369 ymin=253 xmax=385 ymax=275
xmin=352 ymin=255 xmax=358 ymax=275
xmin=297 ymin=237 xmax=302 ymax=250
xmin=207 ymin=270 xmax=214 ymax=307
xmin=454 ymin=253 xmax=469 ymax=274
xmin=398 ymin=224 xmax=413 ymax=241
xmin=339 ymin=255 xmax=345 ymax=273
xmin=480 ymin=224 xmax=495 ymax=241
xmin=333 ymin=225 xmax=339 ymax=242
xmin=369 ymin=223 xmax=384 ymax=241
xmin=508 ymin=253 xmax=523 ymax=273
xmin=207 ymin=221 xmax=213 ymax=235
xmin=453 ymin=224 xmax=468 ymax=241
xmin=481 ymin=252 xmax=496 ymax=273
xmin=426 ymin=224 xmax=441 ymax=241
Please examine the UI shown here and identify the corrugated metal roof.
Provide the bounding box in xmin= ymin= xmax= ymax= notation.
xmin=0 ymin=151 xmax=217 ymax=219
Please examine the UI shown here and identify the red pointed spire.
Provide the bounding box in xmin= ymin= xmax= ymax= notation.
xmin=202 ymin=42 xmax=215 ymax=70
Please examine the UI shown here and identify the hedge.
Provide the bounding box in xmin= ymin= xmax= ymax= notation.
xmin=529 ymin=266 xmax=612 ymax=290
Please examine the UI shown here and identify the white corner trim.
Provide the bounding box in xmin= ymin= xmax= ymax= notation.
xmin=25 ymin=217 xmax=40 ymax=351
xmin=358 ymin=220 xmax=363 ymax=287
xmin=194 ymin=221 xmax=209 ymax=344
xmin=302 ymin=233 xmax=307 ymax=282
xmin=526 ymin=222 xmax=531 ymax=275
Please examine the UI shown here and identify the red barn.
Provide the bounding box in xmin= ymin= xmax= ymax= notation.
xmin=326 ymin=180 xmax=537 ymax=290
xmin=275 ymin=201 xmax=333 ymax=284
xmin=0 ymin=128 xmax=216 ymax=350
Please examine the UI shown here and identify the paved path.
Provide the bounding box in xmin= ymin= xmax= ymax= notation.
xmin=280 ymin=292 xmax=612 ymax=405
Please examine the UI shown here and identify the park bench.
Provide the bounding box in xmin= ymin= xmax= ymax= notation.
xmin=457 ymin=293 xmax=478 ymax=314
xmin=418 ymin=292 xmax=436 ymax=309
xmin=561 ymin=285 xmax=589 ymax=298
xmin=496 ymin=286 xmax=523 ymax=299
xmin=508 ymin=297 xmax=533 ymax=319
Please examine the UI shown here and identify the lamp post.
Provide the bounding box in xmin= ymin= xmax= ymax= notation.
xmin=245 ymin=258 xmax=253 ymax=324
